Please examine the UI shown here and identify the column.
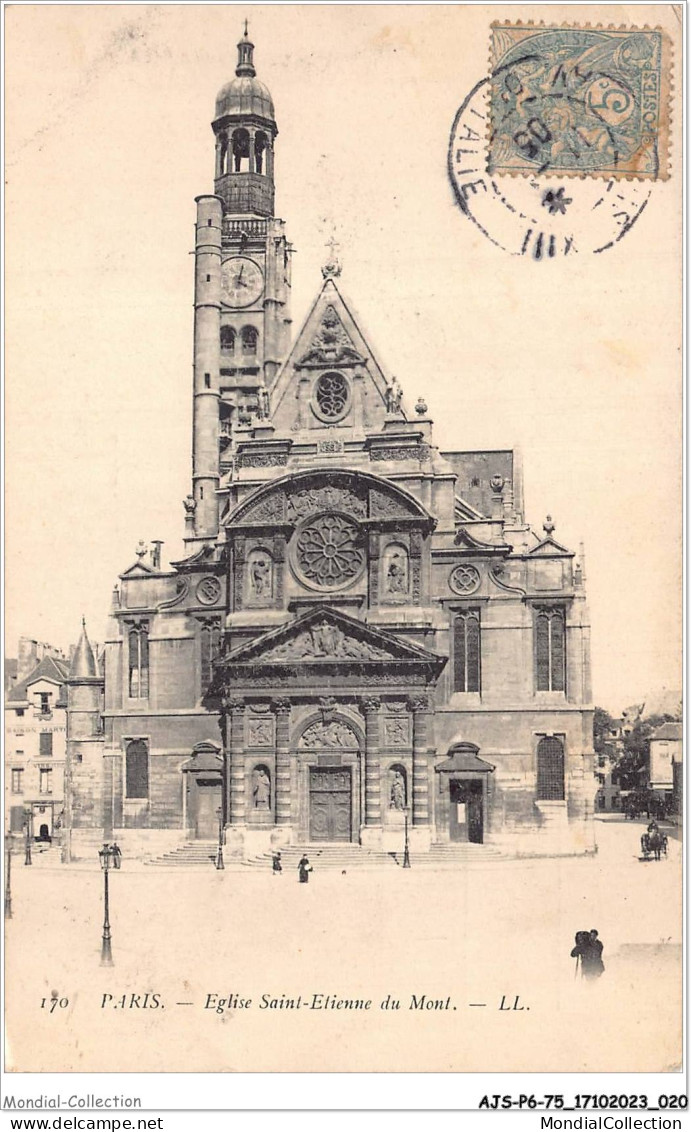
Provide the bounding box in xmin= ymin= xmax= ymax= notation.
xmin=409 ymin=694 xmax=433 ymax=829
xmin=272 ymin=698 xmax=291 ymax=827
xmin=360 ymin=696 xmax=382 ymax=849
xmin=218 ymin=703 xmax=231 ymax=826
xmin=227 ymin=697 xmax=246 ymax=825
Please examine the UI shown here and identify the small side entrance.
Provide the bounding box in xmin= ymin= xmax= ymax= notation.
xmin=309 ymin=768 xmax=352 ymax=842
xmin=449 ymin=779 xmax=484 ymax=843
xmin=194 ymin=778 xmax=222 ymax=839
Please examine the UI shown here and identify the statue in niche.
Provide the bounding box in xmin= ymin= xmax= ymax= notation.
xmin=390 ymin=769 xmax=406 ymax=811
xmin=384 ymin=545 xmax=409 ymax=596
xmin=248 ymin=551 xmax=273 ymax=600
xmin=253 ymin=767 xmax=271 ymax=810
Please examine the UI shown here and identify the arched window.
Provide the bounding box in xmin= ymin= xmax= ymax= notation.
xmin=232 ymin=128 xmax=250 ymax=172
xmin=314 ymin=371 xmax=349 ymax=421
xmin=125 ymin=739 xmax=149 ymax=800
xmin=535 ymin=608 xmax=566 ymax=692
xmin=255 ymin=131 xmax=268 ymax=174
xmin=453 ymin=610 xmax=481 ymax=693
xmin=536 ymin=736 xmax=565 ymax=801
xmin=128 ymin=623 xmax=149 ymax=699
xmin=220 ymin=325 xmax=235 ymax=353
xmin=199 ymin=619 xmax=222 ymax=693
xmin=241 ymin=326 xmax=258 ymax=355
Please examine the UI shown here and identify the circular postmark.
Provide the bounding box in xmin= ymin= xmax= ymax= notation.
xmin=448 ymin=74 xmax=652 ymax=257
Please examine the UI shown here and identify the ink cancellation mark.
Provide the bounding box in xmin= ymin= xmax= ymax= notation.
xmin=448 ymin=76 xmax=651 ymax=258
xmin=488 ymin=24 xmax=671 ymax=182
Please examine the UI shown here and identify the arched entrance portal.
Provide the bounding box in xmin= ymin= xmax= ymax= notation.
xmin=295 ymin=717 xmax=362 ymax=843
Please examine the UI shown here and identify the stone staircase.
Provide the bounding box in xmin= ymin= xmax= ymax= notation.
xmin=143 ymin=841 xmax=220 ymax=868
xmin=141 ymin=840 xmax=509 ymax=870
xmin=243 ymin=844 xmax=398 ymax=871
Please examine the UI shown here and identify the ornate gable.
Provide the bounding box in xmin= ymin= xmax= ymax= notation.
xmin=297 ymin=304 xmax=365 ymax=367
xmin=211 ymin=607 xmax=446 ymax=688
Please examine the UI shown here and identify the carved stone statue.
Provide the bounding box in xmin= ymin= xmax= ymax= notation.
xmin=390 ymin=769 xmax=406 ymax=811
xmin=183 ymin=494 xmax=196 ymax=516
xmin=385 ymin=548 xmax=408 ymax=595
xmin=253 ymin=767 xmax=271 ymax=810
xmin=249 ymin=552 xmax=272 ymax=599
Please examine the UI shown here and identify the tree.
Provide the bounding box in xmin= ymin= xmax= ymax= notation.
xmin=593 ymin=707 xmax=616 ymax=758
xmin=613 ymin=712 xmax=679 ymax=792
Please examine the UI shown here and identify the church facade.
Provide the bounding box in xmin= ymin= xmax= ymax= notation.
xmin=63 ymin=30 xmax=595 ymax=861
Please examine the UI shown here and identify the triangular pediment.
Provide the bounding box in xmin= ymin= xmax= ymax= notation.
xmin=297 ymin=304 xmax=366 ymax=367
xmin=216 ymin=606 xmax=444 ymax=670
xmin=268 ymin=278 xmax=404 ymax=435
xmin=528 ymin=535 xmax=573 ymax=557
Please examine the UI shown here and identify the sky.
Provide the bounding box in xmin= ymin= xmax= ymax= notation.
xmin=4 ymin=4 xmax=682 ymax=713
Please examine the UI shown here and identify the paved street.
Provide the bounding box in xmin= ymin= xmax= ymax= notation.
xmin=5 ymin=819 xmax=682 ymax=1074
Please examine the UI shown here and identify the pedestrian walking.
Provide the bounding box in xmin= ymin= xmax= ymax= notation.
xmin=571 ymin=928 xmax=604 ymax=980
xmin=298 ymin=855 xmax=312 ymax=883
xmin=272 ymin=851 xmax=282 ymax=874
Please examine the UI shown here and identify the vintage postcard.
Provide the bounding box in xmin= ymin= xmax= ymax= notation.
xmin=2 ymin=0 xmax=683 ymax=1104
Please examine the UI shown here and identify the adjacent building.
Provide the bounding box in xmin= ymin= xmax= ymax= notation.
xmin=63 ymin=29 xmax=595 ymax=861
xmin=5 ymin=649 xmax=70 ymax=838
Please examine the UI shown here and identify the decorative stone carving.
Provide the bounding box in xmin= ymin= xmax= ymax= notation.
xmin=287 ymin=485 xmax=367 ymax=521
xmin=369 ymin=489 xmax=417 ymax=519
xmin=314 ymin=372 xmax=350 ymax=421
xmin=248 ymin=718 xmax=273 ymax=746
xmin=196 ymin=576 xmax=222 ymax=606
xmin=318 ymin=438 xmax=344 ymax=455
xmin=271 ymin=697 xmax=291 ymax=716
xmin=449 ymin=564 xmax=481 ymax=596
xmin=298 ymin=305 xmax=364 ymax=367
xmin=360 ymin=696 xmax=381 ymax=714
xmin=236 ymin=453 xmax=288 ymax=469
xmin=247 ymin=548 xmax=273 ymax=601
xmin=318 ymin=696 xmax=338 ymax=721
xmin=383 ymin=544 xmax=409 ymax=597
xmin=408 ymin=694 xmax=431 ymax=714
xmin=299 ymin=720 xmax=359 ymax=749
xmin=252 ymin=766 xmax=271 ymax=809
xmin=262 ymin=619 xmax=395 ymax=662
xmin=238 ymin=494 xmax=286 ymax=524
xmin=389 ymin=767 xmax=407 ymax=810
xmin=295 ymin=514 xmax=366 ymax=589
xmin=384 ymin=717 xmax=410 ymax=747
xmin=224 ymin=696 xmax=246 ymax=714
xmin=370 ymin=445 xmax=431 ymax=463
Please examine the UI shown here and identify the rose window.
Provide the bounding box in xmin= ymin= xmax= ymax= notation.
xmin=314 ymin=372 xmax=349 ymax=421
xmin=295 ymin=513 xmax=365 ymax=589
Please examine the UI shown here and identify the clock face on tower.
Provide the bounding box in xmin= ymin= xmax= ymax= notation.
xmin=220 ymin=256 xmax=264 ymax=308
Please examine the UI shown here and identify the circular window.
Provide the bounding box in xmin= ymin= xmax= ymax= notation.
xmin=449 ymin=564 xmax=481 ymax=596
xmin=295 ymin=512 xmax=365 ymax=589
xmin=313 ymin=372 xmax=350 ymax=423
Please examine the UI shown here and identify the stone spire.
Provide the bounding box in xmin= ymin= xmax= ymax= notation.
xmin=236 ymin=21 xmax=256 ymax=77
xmin=70 ymin=618 xmax=98 ymax=679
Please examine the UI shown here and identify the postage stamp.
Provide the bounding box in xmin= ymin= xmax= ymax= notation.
xmin=488 ymin=24 xmax=672 ymax=181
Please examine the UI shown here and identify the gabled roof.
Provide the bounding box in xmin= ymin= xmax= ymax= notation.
xmin=528 ymin=534 xmax=574 ymax=557
xmin=650 ymin=722 xmax=683 ymax=742
xmin=5 ymin=654 xmax=70 ymax=705
xmin=268 ymin=277 xmax=399 ymax=422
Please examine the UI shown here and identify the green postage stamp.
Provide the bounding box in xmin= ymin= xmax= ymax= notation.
xmin=488 ymin=23 xmax=672 ymax=180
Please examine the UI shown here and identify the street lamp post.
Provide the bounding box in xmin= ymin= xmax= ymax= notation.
xmin=24 ymin=810 xmax=32 ymax=866
xmin=215 ymin=809 xmax=225 ymax=871
xmin=98 ymin=843 xmax=116 ymax=966
xmin=403 ymin=806 xmax=411 ymax=869
xmin=5 ymin=834 xmax=12 ymax=919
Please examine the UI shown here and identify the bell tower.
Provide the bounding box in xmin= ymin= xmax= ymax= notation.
xmin=189 ymin=24 xmax=293 ymax=546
